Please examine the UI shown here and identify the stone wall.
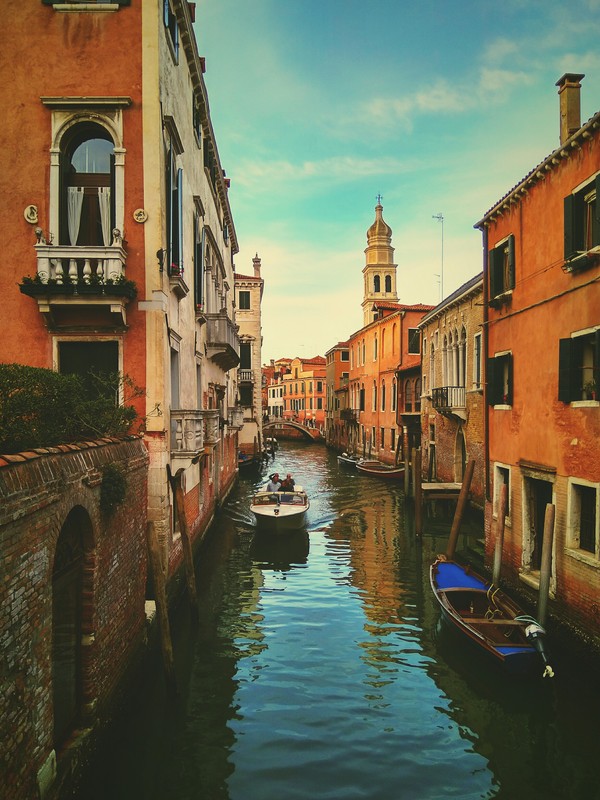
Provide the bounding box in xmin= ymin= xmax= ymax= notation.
xmin=0 ymin=438 xmax=148 ymax=800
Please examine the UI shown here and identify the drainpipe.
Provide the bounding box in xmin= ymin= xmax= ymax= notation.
xmin=481 ymin=225 xmax=490 ymax=504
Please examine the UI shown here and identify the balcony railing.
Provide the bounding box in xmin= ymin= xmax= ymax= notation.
xmin=199 ymin=409 xmax=221 ymax=446
xmin=205 ymin=311 xmax=240 ymax=371
xmin=170 ymin=409 xmax=204 ymax=457
xmin=432 ymin=386 xmax=466 ymax=412
xmin=340 ymin=407 xmax=361 ymax=422
xmin=238 ymin=369 xmax=253 ymax=383
xmin=34 ymin=242 xmax=127 ymax=284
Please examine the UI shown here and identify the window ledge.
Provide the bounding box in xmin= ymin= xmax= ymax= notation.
xmin=489 ymin=290 xmax=513 ymax=309
xmin=571 ymin=399 xmax=599 ymax=408
xmin=565 ymin=547 xmax=600 ymax=569
xmin=49 ymin=3 xmax=121 ymax=12
xmin=493 ymin=403 xmax=511 ymax=410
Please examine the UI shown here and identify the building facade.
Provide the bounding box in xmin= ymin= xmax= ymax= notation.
xmin=475 ymin=73 xmax=600 ymax=641
xmin=1 ymin=0 xmax=242 ymax=776
xmin=324 ymin=341 xmax=350 ymax=450
xmin=282 ymin=356 xmax=326 ymax=428
xmin=235 ymin=255 xmax=264 ymax=455
xmin=417 ymin=273 xmax=485 ymax=505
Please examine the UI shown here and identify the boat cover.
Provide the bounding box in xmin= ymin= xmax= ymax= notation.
xmin=434 ymin=561 xmax=488 ymax=592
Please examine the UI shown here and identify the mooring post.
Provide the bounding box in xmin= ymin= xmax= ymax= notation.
xmin=537 ymin=503 xmax=555 ymax=627
xmin=404 ymin=450 xmax=410 ymax=496
xmin=168 ymin=466 xmax=199 ymax=619
xmin=445 ymin=459 xmax=475 ymax=560
xmin=492 ymin=483 xmax=508 ymax=585
xmin=414 ymin=448 xmax=423 ymax=536
xmin=146 ymin=521 xmax=176 ymax=691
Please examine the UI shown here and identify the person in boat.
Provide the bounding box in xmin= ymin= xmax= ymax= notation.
xmin=280 ymin=473 xmax=295 ymax=491
xmin=266 ymin=473 xmax=281 ymax=491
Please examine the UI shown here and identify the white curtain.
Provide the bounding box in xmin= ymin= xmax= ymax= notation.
xmin=98 ymin=187 xmax=111 ymax=246
xmin=67 ymin=187 xmax=84 ymax=246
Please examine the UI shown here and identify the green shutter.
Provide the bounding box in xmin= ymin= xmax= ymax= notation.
xmin=507 ymin=234 xmax=515 ymax=290
xmin=558 ymin=338 xmax=575 ymax=402
xmin=564 ymin=194 xmax=575 ymax=259
xmin=505 ymin=353 xmax=513 ymax=405
xmin=486 ymin=357 xmax=498 ymax=405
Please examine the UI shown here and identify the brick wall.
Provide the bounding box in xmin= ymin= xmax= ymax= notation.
xmin=0 ymin=438 xmax=148 ymax=800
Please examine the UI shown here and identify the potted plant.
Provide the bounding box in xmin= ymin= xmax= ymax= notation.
xmin=583 ymin=380 xmax=597 ymax=400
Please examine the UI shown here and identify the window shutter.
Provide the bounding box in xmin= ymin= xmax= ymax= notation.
xmin=177 ymin=168 xmax=183 ymax=269
xmin=564 ymin=194 xmax=575 ymax=259
xmin=507 ymin=234 xmax=515 ymax=290
xmin=594 ymin=174 xmax=600 ymax=248
xmin=489 ymin=247 xmax=501 ymax=297
xmin=558 ymin=338 xmax=575 ymax=403
xmin=163 ymin=0 xmax=170 ymax=27
xmin=505 ymin=353 xmax=513 ymax=406
xmin=486 ymin=357 xmax=498 ymax=405
xmin=165 ymin=146 xmax=172 ymax=267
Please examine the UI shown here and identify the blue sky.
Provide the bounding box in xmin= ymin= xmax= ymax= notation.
xmin=195 ymin=0 xmax=600 ymax=364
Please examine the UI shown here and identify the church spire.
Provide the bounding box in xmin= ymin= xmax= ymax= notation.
xmin=362 ymin=200 xmax=398 ymax=326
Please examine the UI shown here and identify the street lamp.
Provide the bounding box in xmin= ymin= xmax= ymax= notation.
xmin=432 ymin=213 xmax=444 ymax=302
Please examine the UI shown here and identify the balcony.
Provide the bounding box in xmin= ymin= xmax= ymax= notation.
xmin=205 ymin=311 xmax=240 ymax=371
xmin=340 ymin=407 xmax=360 ymax=423
xmin=21 ymin=241 xmax=132 ymax=328
xmin=170 ymin=409 xmax=204 ymax=466
xmin=199 ymin=409 xmax=221 ymax=446
xmin=238 ymin=369 xmax=253 ymax=383
xmin=431 ymin=386 xmax=466 ymax=420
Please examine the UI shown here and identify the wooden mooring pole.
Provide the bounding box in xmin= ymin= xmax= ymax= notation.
xmin=167 ymin=465 xmax=199 ymax=619
xmin=492 ymin=483 xmax=508 ymax=585
xmin=146 ymin=521 xmax=176 ymax=691
xmin=445 ymin=459 xmax=475 ymax=560
xmin=537 ymin=503 xmax=555 ymax=627
xmin=414 ymin=449 xmax=423 ymax=536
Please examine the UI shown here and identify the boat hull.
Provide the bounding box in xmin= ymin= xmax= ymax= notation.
xmin=430 ymin=558 xmax=545 ymax=675
xmin=250 ymin=487 xmax=310 ymax=534
xmin=356 ymin=460 xmax=404 ymax=480
xmin=337 ymin=454 xmax=359 ymax=468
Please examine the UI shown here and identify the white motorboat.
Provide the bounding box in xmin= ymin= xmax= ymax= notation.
xmin=250 ymin=485 xmax=310 ymax=532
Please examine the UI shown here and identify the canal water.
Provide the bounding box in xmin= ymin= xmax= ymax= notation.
xmin=69 ymin=442 xmax=599 ymax=800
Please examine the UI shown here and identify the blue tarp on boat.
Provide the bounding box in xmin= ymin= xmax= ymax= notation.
xmin=434 ymin=561 xmax=488 ymax=592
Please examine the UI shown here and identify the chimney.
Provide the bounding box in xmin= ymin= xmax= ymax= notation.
xmin=556 ymin=73 xmax=585 ymax=145
xmin=253 ymin=253 xmax=261 ymax=278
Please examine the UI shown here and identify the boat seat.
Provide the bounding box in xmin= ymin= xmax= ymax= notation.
xmin=466 ymin=617 xmax=523 ymax=625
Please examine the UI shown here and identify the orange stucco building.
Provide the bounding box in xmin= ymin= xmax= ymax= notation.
xmin=282 ymin=356 xmax=326 ymax=428
xmin=476 ymin=74 xmax=600 ymax=643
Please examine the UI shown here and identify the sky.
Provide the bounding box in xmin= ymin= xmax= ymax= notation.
xmin=194 ymin=0 xmax=600 ymax=364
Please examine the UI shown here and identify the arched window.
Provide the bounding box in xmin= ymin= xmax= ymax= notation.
xmin=372 ymin=380 xmax=377 ymax=411
xmin=392 ymin=323 xmax=397 ymax=355
xmin=415 ymin=377 xmax=422 ymax=412
xmin=373 ymin=335 xmax=378 ymax=361
xmin=381 ymin=380 xmax=386 ymax=411
xmin=392 ymin=378 xmax=397 ymax=412
xmin=405 ymin=379 xmax=413 ymax=412
xmin=385 ymin=274 xmax=392 ymax=292
xmin=60 ymin=123 xmax=115 ymax=246
xmin=374 ymin=274 xmax=381 ymax=293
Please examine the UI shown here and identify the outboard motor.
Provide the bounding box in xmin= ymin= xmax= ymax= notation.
xmin=520 ymin=618 xmax=554 ymax=678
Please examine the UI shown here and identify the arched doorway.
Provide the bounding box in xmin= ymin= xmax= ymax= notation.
xmin=52 ymin=507 xmax=93 ymax=749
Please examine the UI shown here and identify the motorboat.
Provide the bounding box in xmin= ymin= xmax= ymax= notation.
xmin=430 ymin=556 xmax=553 ymax=677
xmin=337 ymin=452 xmax=359 ymax=468
xmin=250 ymin=485 xmax=310 ymax=532
xmin=356 ymin=459 xmax=404 ymax=480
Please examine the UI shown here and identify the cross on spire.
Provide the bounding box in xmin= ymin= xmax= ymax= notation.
xmin=376 ymin=193 xmax=383 ymax=205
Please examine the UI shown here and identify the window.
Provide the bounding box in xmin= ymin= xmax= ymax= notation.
xmin=239 ymin=290 xmax=250 ymax=310
xmin=391 ymin=379 xmax=397 ymax=412
xmin=165 ymin=143 xmax=183 ymax=274
xmin=559 ymin=330 xmax=599 ymax=402
xmin=374 ymin=274 xmax=381 ymax=293
xmin=193 ymin=212 xmax=205 ymax=310
xmin=568 ymin=481 xmax=598 ymax=556
xmin=317 ymin=398 xmax=323 ymax=410
xmin=372 ymin=381 xmax=377 ymax=411
xmin=405 ymin=380 xmax=413 ymax=412
xmin=414 ymin=378 xmax=421 ymax=412
xmin=380 ymin=428 xmax=385 ymax=449
xmin=487 ymin=352 xmax=512 ymax=406
xmin=239 ymin=343 xmax=251 ymax=370
xmin=473 ymin=332 xmax=482 ymax=389
xmin=385 ymin=275 xmax=392 ymax=293
xmin=317 ymin=381 xmax=322 ymax=392
xmin=381 ymin=381 xmax=386 ymax=411
xmin=58 ymin=341 xmax=119 ymax=387
xmin=60 ymin=123 xmax=115 ymax=247
xmin=493 ymin=465 xmax=511 ymax=519
xmin=390 ymin=429 xmax=395 ymax=451
xmin=341 ymin=350 xmax=349 ymax=362
xmin=373 ymin=336 xmax=378 ymax=361
xmin=239 ymin=385 xmax=253 ymax=407
xmin=163 ymin=0 xmax=179 ymax=60
xmin=489 ymin=234 xmax=515 ymax=299
xmin=193 ymin=100 xmax=203 ymax=147
xmin=359 ymin=386 xmax=365 ymax=412
xmin=408 ymin=328 xmax=420 ymax=355
xmin=564 ymin=174 xmax=600 ymax=262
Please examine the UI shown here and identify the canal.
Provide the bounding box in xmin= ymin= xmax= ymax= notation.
xmin=68 ymin=442 xmax=599 ymax=800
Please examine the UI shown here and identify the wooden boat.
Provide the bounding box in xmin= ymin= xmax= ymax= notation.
xmin=356 ymin=459 xmax=405 ymax=480
xmin=250 ymin=485 xmax=310 ymax=533
xmin=238 ymin=451 xmax=262 ymax=470
xmin=337 ymin=452 xmax=359 ymax=468
xmin=430 ymin=556 xmax=553 ymax=677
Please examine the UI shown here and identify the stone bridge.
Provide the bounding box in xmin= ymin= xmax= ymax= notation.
xmin=263 ymin=420 xmax=323 ymax=442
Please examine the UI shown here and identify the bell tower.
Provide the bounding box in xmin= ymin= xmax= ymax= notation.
xmin=362 ymin=198 xmax=398 ymax=326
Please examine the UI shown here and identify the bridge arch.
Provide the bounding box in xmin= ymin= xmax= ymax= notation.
xmin=263 ymin=420 xmax=319 ymax=442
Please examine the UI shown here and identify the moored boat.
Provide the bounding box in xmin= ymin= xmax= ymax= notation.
xmin=356 ymin=459 xmax=404 ymax=480
xmin=250 ymin=485 xmax=310 ymax=533
xmin=238 ymin=451 xmax=262 ymax=470
xmin=337 ymin=452 xmax=359 ymax=468
xmin=430 ymin=556 xmax=553 ymax=677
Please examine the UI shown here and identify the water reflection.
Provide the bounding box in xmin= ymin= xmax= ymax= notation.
xmin=67 ymin=442 xmax=599 ymax=800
